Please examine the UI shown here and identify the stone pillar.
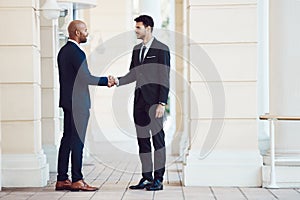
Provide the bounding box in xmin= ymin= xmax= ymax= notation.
xmin=257 ymin=0 xmax=270 ymax=156
xmin=172 ymin=0 xmax=189 ymax=158
xmin=0 ymin=84 xmax=2 ymax=190
xmin=183 ymin=0 xmax=262 ymax=186
xmin=40 ymin=0 xmax=60 ymax=173
xmin=0 ymin=0 xmax=49 ymax=187
xmin=264 ymin=0 xmax=300 ymax=187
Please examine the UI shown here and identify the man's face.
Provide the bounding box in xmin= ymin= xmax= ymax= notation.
xmin=135 ymin=22 xmax=147 ymax=40
xmin=77 ymin=23 xmax=89 ymax=43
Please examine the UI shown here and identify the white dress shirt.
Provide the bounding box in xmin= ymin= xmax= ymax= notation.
xmin=139 ymin=37 xmax=154 ymax=62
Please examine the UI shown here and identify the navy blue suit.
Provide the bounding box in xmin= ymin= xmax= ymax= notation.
xmin=57 ymin=41 xmax=108 ymax=182
xmin=119 ymin=38 xmax=170 ymax=181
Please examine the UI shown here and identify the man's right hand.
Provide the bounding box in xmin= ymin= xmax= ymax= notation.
xmin=107 ymin=75 xmax=118 ymax=87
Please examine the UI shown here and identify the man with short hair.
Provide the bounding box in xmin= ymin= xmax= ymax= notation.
xmin=55 ymin=20 xmax=114 ymax=191
xmin=115 ymin=15 xmax=170 ymax=191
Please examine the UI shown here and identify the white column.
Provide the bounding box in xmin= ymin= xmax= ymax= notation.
xmin=40 ymin=0 xmax=60 ymax=173
xmin=180 ymin=0 xmax=190 ymax=162
xmin=172 ymin=0 xmax=184 ymax=156
xmin=257 ymin=0 xmax=270 ymax=156
xmin=0 ymin=0 xmax=49 ymax=187
xmin=0 ymin=83 xmax=2 ymax=190
xmin=264 ymin=0 xmax=300 ymax=188
xmin=183 ymin=0 xmax=262 ymax=186
xmin=139 ymin=0 xmax=162 ymax=28
xmin=172 ymin=0 xmax=190 ymax=158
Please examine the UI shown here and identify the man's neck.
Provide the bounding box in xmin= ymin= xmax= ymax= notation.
xmin=69 ymin=37 xmax=80 ymax=44
xmin=143 ymin=34 xmax=153 ymax=45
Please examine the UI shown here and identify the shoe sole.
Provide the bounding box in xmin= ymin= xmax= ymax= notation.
xmin=146 ymin=186 xmax=163 ymax=191
xmin=70 ymin=188 xmax=99 ymax=192
xmin=129 ymin=187 xmax=146 ymax=190
xmin=129 ymin=184 xmax=152 ymax=190
xmin=55 ymin=187 xmax=72 ymax=191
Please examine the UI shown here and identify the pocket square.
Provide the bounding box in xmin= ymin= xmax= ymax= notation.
xmin=146 ymin=56 xmax=156 ymax=59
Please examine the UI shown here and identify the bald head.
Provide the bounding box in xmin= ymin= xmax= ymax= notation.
xmin=68 ymin=20 xmax=89 ymax=44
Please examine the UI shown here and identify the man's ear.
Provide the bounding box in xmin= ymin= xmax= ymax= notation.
xmin=146 ymin=26 xmax=151 ymax=32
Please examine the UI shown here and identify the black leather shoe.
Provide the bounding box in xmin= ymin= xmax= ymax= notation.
xmin=146 ymin=179 xmax=163 ymax=191
xmin=129 ymin=178 xmax=153 ymax=190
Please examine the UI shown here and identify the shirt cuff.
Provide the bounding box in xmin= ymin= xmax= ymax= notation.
xmin=159 ymin=102 xmax=166 ymax=106
xmin=115 ymin=77 xmax=120 ymax=86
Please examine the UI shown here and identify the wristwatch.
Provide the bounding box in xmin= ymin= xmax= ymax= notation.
xmin=159 ymin=102 xmax=166 ymax=106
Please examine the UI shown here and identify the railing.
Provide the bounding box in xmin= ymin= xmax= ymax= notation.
xmin=259 ymin=114 xmax=300 ymax=188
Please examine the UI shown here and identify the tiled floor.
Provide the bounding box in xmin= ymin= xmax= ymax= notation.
xmin=1 ymin=141 xmax=300 ymax=199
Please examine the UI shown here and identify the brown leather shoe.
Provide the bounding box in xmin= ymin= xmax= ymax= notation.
xmin=70 ymin=180 xmax=99 ymax=191
xmin=55 ymin=179 xmax=72 ymax=191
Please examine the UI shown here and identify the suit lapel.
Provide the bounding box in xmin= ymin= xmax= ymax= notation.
xmin=141 ymin=38 xmax=158 ymax=64
xmin=133 ymin=38 xmax=159 ymax=65
xmin=133 ymin=43 xmax=143 ymax=66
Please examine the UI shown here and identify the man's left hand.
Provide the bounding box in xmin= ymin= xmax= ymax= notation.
xmin=155 ymin=104 xmax=165 ymax=118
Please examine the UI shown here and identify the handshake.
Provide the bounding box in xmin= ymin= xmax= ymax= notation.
xmin=107 ymin=75 xmax=119 ymax=88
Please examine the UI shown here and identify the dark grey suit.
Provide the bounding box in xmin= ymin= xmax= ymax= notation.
xmin=119 ymin=38 xmax=170 ymax=181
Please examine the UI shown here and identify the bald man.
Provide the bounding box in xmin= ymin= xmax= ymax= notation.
xmin=55 ymin=20 xmax=114 ymax=191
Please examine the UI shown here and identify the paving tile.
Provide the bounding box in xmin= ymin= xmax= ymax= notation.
xmin=240 ymin=187 xmax=276 ymax=200
xmin=91 ymin=191 xmax=124 ymax=200
xmin=0 ymin=192 xmax=9 ymax=198
xmin=122 ymin=190 xmax=154 ymax=200
xmin=62 ymin=191 xmax=95 ymax=198
xmin=117 ymin=173 xmax=135 ymax=184
xmin=269 ymin=188 xmax=300 ymax=200
xmin=60 ymin=197 xmax=92 ymax=200
xmin=100 ymin=183 xmax=126 ymax=192
xmin=27 ymin=192 xmax=64 ymax=200
xmin=88 ymin=179 xmax=105 ymax=187
xmin=0 ymin=192 xmax=35 ymax=200
xmin=154 ymin=190 xmax=185 ymax=200
xmin=1 ymin=188 xmax=42 ymax=193
xmin=212 ymin=187 xmax=247 ymax=200
xmin=183 ymin=187 xmax=215 ymax=200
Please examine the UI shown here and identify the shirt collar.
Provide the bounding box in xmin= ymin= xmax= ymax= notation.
xmin=68 ymin=39 xmax=84 ymax=51
xmin=142 ymin=37 xmax=154 ymax=49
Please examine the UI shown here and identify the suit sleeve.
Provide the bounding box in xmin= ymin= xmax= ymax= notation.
xmin=118 ymin=51 xmax=137 ymax=86
xmin=158 ymin=47 xmax=170 ymax=104
xmin=73 ymin=49 xmax=108 ymax=86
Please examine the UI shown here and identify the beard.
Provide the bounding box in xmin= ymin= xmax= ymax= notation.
xmin=79 ymin=34 xmax=88 ymax=43
xmin=80 ymin=38 xmax=87 ymax=43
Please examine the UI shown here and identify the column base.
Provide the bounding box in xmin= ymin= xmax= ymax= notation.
xmin=2 ymin=151 xmax=49 ymax=187
xmin=262 ymin=165 xmax=300 ymax=188
xmin=43 ymin=144 xmax=58 ymax=173
xmin=183 ymin=150 xmax=262 ymax=186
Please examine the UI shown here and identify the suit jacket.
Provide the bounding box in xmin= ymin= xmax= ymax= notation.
xmin=57 ymin=41 xmax=108 ymax=112
xmin=119 ymin=38 xmax=170 ymax=105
